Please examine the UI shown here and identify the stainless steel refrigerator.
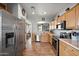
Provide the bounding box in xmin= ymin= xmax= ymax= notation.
xmin=15 ymin=19 xmax=26 ymax=56
xmin=0 ymin=10 xmax=25 ymax=56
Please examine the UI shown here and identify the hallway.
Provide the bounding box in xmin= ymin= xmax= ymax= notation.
xmin=23 ymin=42 xmax=55 ymax=56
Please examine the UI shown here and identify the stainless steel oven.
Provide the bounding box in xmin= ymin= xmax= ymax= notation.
xmin=52 ymin=36 xmax=59 ymax=56
xmin=0 ymin=10 xmax=26 ymax=56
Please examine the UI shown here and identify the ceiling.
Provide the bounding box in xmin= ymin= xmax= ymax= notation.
xmin=21 ymin=3 xmax=75 ymax=22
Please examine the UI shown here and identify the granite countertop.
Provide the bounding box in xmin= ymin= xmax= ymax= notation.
xmin=59 ymin=38 xmax=79 ymax=50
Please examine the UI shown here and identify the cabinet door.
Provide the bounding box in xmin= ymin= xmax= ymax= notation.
xmin=40 ymin=32 xmax=49 ymax=42
xmin=59 ymin=41 xmax=70 ymax=56
xmin=76 ymin=4 xmax=79 ymax=29
xmin=57 ymin=16 xmax=62 ymax=23
xmin=49 ymin=23 xmax=52 ymax=30
xmin=59 ymin=41 xmax=79 ymax=56
xmin=57 ymin=14 xmax=66 ymax=25
xmin=66 ymin=8 xmax=76 ymax=29
xmin=0 ymin=3 xmax=7 ymax=10
xmin=54 ymin=19 xmax=58 ymax=29
xmin=59 ymin=41 xmax=65 ymax=56
xmin=61 ymin=13 xmax=66 ymax=21
xmin=51 ymin=21 xmax=55 ymax=29
xmin=49 ymin=33 xmax=53 ymax=45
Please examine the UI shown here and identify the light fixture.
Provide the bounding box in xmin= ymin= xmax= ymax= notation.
xmin=37 ymin=21 xmax=49 ymax=24
xmin=31 ymin=6 xmax=36 ymax=15
xmin=37 ymin=17 xmax=49 ymax=24
xmin=31 ymin=6 xmax=47 ymax=15
xmin=39 ymin=11 xmax=47 ymax=15
xmin=32 ymin=11 xmax=35 ymax=15
xmin=43 ymin=11 xmax=47 ymax=15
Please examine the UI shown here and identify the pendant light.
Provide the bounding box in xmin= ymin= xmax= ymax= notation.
xmin=31 ymin=6 xmax=36 ymax=15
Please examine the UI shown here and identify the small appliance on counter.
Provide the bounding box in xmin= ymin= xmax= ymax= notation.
xmin=71 ymin=31 xmax=79 ymax=40
xmin=60 ymin=32 xmax=72 ymax=39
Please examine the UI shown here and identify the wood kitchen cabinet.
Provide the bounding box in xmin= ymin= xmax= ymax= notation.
xmin=49 ymin=32 xmax=53 ymax=45
xmin=50 ymin=4 xmax=79 ymax=29
xmin=57 ymin=14 xmax=66 ymax=24
xmin=65 ymin=7 xmax=76 ymax=29
xmin=61 ymin=14 xmax=66 ymax=22
xmin=0 ymin=3 xmax=7 ymax=10
xmin=59 ymin=41 xmax=79 ymax=56
xmin=32 ymin=32 xmax=36 ymax=42
xmin=51 ymin=20 xmax=55 ymax=29
xmin=49 ymin=23 xmax=52 ymax=30
xmin=40 ymin=32 xmax=50 ymax=42
xmin=57 ymin=16 xmax=62 ymax=24
xmin=59 ymin=41 xmax=65 ymax=55
xmin=49 ymin=21 xmax=53 ymax=30
xmin=49 ymin=18 xmax=57 ymax=29
xmin=76 ymin=4 xmax=79 ymax=29
xmin=54 ymin=19 xmax=58 ymax=29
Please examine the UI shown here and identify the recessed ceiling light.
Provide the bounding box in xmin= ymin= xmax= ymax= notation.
xmin=32 ymin=11 xmax=35 ymax=15
xmin=43 ymin=12 xmax=47 ymax=15
xmin=31 ymin=6 xmax=36 ymax=15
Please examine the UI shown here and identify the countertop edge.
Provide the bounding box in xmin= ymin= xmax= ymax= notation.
xmin=59 ymin=38 xmax=79 ymax=50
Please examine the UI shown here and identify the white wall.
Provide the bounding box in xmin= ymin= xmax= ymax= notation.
xmin=29 ymin=19 xmax=39 ymax=35
xmin=18 ymin=4 xmax=27 ymax=20
xmin=7 ymin=3 xmax=27 ymax=21
xmin=25 ymin=24 xmax=32 ymax=48
xmin=29 ymin=18 xmax=50 ymax=35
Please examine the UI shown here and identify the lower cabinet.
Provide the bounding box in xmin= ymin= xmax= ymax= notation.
xmin=49 ymin=37 xmax=52 ymax=45
xmin=49 ymin=33 xmax=53 ymax=45
xmin=59 ymin=41 xmax=79 ymax=56
xmin=40 ymin=32 xmax=50 ymax=42
xmin=32 ymin=32 xmax=36 ymax=42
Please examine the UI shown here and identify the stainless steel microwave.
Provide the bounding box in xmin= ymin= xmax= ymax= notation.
xmin=56 ymin=21 xmax=66 ymax=29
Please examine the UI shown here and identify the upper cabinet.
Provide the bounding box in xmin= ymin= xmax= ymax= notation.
xmin=61 ymin=14 xmax=66 ymax=22
xmin=51 ymin=20 xmax=55 ymax=29
xmin=76 ymin=4 xmax=79 ymax=29
xmin=57 ymin=16 xmax=62 ymax=23
xmin=49 ymin=4 xmax=79 ymax=30
xmin=57 ymin=14 xmax=66 ymax=24
xmin=65 ymin=7 xmax=76 ymax=29
xmin=54 ymin=18 xmax=58 ymax=29
xmin=0 ymin=3 xmax=7 ymax=10
xmin=49 ymin=20 xmax=55 ymax=30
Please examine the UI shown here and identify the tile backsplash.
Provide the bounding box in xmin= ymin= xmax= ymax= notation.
xmin=52 ymin=29 xmax=79 ymax=40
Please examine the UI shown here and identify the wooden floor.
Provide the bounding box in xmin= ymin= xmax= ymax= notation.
xmin=23 ymin=42 xmax=56 ymax=56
